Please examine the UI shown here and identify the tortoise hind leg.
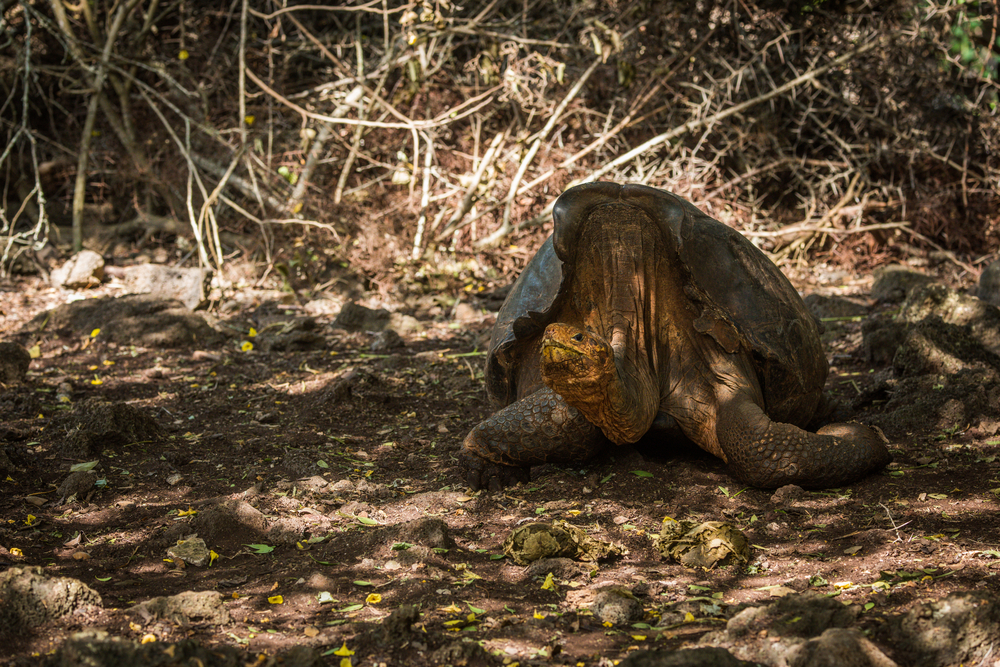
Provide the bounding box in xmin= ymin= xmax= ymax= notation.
xmin=462 ymin=388 xmax=606 ymax=491
xmin=716 ymin=392 xmax=891 ymax=489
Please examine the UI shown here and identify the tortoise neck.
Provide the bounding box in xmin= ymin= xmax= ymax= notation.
xmin=547 ymin=337 xmax=659 ymax=445
xmin=557 ymin=215 xmax=668 ymax=443
xmin=597 ymin=354 xmax=659 ymax=444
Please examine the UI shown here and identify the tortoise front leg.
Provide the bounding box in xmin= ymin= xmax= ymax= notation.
xmin=716 ymin=392 xmax=892 ymax=489
xmin=462 ymin=387 xmax=606 ymax=491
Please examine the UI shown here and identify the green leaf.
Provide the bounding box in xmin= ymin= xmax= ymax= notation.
xmin=316 ymin=460 xmax=329 ymax=469
xmin=70 ymin=461 xmax=99 ymax=472
xmin=338 ymin=603 xmax=364 ymax=612
xmin=357 ymin=516 xmax=379 ymax=525
xmin=391 ymin=542 xmax=413 ymax=551
xmin=245 ymin=543 xmax=275 ymax=554
xmin=630 ymin=470 xmax=654 ymax=478
xmin=489 ymin=553 xmax=506 ymax=560
xmin=95 ymin=576 xmax=112 ymax=582
xmin=809 ymin=574 xmax=829 ymax=587
xmin=353 ymin=580 xmax=373 ymax=586
xmin=466 ymin=602 xmax=485 ymax=614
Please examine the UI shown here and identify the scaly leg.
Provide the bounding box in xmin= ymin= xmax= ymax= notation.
xmin=716 ymin=390 xmax=891 ymax=489
xmin=462 ymin=388 xmax=606 ymax=491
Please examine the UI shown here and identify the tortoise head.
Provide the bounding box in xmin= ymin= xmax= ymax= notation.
xmin=540 ymin=323 xmax=615 ymax=399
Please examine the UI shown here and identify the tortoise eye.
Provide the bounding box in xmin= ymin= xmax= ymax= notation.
xmin=571 ymin=332 xmax=584 ymax=343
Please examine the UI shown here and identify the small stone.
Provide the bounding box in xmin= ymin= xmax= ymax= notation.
xmin=58 ymin=471 xmax=98 ymax=503
xmin=51 ymin=250 xmax=105 ymax=289
xmin=976 ymin=259 xmax=1000 ymax=307
xmin=770 ymin=484 xmax=806 ymax=504
xmin=788 ymin=628 xmax=899 ymax=667
xmin=166 ymin=536 xmax=210 ymax=567
xmin=329 ymin=479 xmax=355 ymax=494
xmin=591 ymin=586 xmax=644 ymax=625
xmin=0 ymin=343 xmax=31 ymax=383
xmin=371 ymin=329 xmax=404 ymax=352
xmin=122 ymin=264 xmax=211 ymax=310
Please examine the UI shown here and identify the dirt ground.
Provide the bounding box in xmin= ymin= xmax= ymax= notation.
xmin=1 ymin=258 xmax=999 ymax=667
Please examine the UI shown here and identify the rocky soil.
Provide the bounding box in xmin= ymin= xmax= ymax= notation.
xmin=1 ymin=261 xmax=999 ymax=667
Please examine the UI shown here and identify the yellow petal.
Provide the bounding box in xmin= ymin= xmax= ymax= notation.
xmin=333 ymin=642 xmax=355 ymax=656
xmin=268 ymin=595 xmax=284 ymax=604
xmin=365 ymin=593 xmax=381 ymax=604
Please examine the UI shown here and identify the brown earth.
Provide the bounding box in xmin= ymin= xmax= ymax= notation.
xmin=1 ymin=265 xmax=999 ymax=667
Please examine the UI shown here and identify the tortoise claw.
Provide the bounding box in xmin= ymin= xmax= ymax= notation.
xmin=460 ymin=451 xmax=529 ymax=492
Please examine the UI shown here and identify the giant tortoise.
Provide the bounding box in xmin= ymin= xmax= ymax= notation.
xmin=462 ymin=182 xmax=891 ymax=490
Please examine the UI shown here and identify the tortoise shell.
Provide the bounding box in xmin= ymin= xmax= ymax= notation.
xmin=484 ymin=182 xmax=827 ymax=423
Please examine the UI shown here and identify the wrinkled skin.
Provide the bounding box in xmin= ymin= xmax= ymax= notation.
xmin=462 ymin=182 xmax=891 ymax=491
